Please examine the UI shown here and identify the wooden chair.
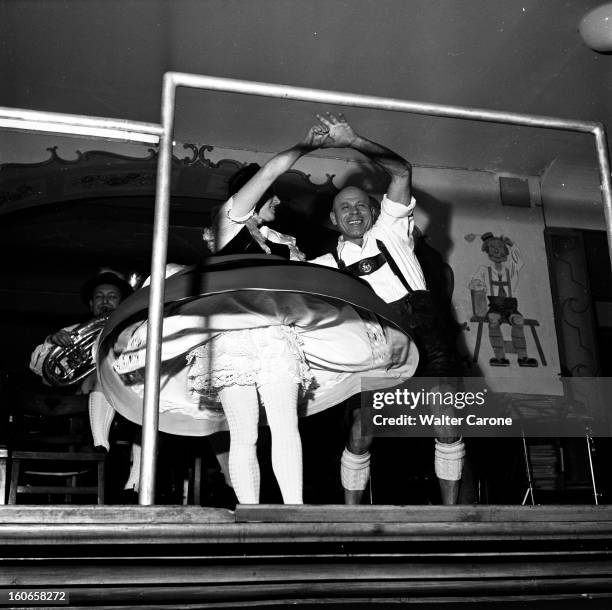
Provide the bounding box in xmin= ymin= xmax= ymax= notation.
xmin=8 ymin=392 xmax=105 ymax=504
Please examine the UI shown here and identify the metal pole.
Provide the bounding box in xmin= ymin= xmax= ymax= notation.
xmin=593 ymin=125 xmax=612 ymax=270
xmin=0 ymin=107 xmax=162 ymax=144
xmin=585 ymin=429 xmax=600 ymax=506
xmin=166 ymin=73 xmax=599 ymax=133
xmin=138 ymin=74 xmax=176 ymax=505
xmin=521 ymin=433 xmax=536 ymax=507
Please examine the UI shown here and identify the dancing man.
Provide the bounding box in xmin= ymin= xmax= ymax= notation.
xmin=310 ymin=113 xmax=466 ymax=505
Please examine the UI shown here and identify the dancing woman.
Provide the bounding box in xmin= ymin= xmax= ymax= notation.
xmin=191 ymin=127 xmax=330 ymax=503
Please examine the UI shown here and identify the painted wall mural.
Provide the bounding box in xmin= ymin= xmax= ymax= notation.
xmin=413 ymin=184 xmax=563 ymax=397
xmin=468 ymin=232 xmax=543 ymax=369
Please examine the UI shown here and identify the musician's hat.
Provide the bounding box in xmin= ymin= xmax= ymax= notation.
xmin=80 ymin=268 xmax=133 ymax=305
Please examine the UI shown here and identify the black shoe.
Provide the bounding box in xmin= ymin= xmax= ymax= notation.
xmin=208 ymin=481 xmax=238 ymax=510
xmin=518 ymin=357 xmax=538 ymax=367
xmin=118 ymin=489 xmax=139 ymax=504
xmin=93 ymin=445 xmax=108 ymax=454
xmin=489 ymin=357 xmax=510 ymax=367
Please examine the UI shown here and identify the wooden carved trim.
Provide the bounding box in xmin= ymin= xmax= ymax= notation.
xmin=0 ymin=145 xmax=337 ymax=215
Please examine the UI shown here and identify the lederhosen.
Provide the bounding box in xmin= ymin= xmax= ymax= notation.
xmin=217 ymin=225 xmax=291 ymax=259
xmin=331 ymin=240 xmax=462 ymax=377
xmin=486 ymin=267 xmax=520 ymax=321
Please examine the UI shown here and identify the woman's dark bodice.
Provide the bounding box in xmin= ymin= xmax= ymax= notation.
xmin=217 ymin=225 xmax=291 ymax=259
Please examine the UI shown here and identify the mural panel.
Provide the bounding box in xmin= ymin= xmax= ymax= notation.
xmin=430 ymin=199 xmax=562 ymax=395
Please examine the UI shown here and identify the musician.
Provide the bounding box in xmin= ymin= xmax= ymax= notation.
xmin=310 ymin=113 xmax=466 ymax=505
xmin=29 ymin=269 xmax=133 ymax=455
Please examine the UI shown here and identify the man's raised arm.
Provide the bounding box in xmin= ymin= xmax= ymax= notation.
xmin=316 ymin=112 xmax=412 ymax=204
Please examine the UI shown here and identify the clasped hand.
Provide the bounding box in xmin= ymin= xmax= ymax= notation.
xmin=303 ymin=112 xmax=358 ymax=149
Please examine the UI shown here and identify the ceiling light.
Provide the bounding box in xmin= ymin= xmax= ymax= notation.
xmin=579 ymin=3 xmax=612 ymax=52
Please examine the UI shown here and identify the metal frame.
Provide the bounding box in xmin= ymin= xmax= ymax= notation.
xmin=0 ymin=107 xmax=162 ymax=144
xmin=2 ymin=74 xmax=611 ymax=505
xmin=144 ymin=72 xmax=612 ymax=505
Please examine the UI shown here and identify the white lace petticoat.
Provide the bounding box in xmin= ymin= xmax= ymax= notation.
xmin=186 ymin=325 xmax=313 ymax=400
xmin=103 ymin=294 xmax=420 ymax=436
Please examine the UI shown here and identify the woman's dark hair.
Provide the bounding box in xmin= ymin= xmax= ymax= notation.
xmin=227 ymin=163 xmax=275 ymax=212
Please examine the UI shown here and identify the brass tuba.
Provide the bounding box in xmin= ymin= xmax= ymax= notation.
xmin=41 ymin=314 xmax=110 ymax=387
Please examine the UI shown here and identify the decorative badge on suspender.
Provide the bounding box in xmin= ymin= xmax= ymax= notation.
xmin=359 ymin=260 xmax=373 ymax=274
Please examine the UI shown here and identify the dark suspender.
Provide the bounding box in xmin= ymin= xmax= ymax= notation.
xmin=330 ymin=247 xmax=345 ymax=270
xmin=487 ymin=266 xmax=512 ymax=298
xmin=375 ymin=239 xmax=413 ymax=295
xmin=332 ymin=239 xmax=413 ymax=294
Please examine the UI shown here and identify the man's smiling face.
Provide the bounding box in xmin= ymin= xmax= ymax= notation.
xmin=330 ymin=186 xmax=374 ymax=245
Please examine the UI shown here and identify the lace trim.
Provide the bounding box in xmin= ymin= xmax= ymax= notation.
xmin=114 ymin=320 xmax=149 ymax=374
xmin=187 ymin=325 xmax=313 ymax=394
xmin=120 ymin=377 xmax=227 ymax=421
xmin=359 ymin=312 xmax=389 ymax=365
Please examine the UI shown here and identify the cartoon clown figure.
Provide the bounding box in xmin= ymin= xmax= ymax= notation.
xmin=469 ymin=232 xmax=538 ymax=367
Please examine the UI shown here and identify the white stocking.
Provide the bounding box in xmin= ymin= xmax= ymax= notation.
xmin=88 ymin=390 xmax=115 ymax=451
xmin=258 ymin=381 xmax=302 ymax=504
xmin=219 ymin=384 xmax=260 ymax=504
xmin=123 ymin=442 xmax=141 ymax=492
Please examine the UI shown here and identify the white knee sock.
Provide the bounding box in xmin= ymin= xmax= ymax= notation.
xmin=434 ymin=438 xmax=466 ymax=481
xmin=219 ymin=385 xmax=261 ymax=504
xmin=340 ymin=448 xmax=371 ymax=491
xmin=123 ymin=442 xmax=141 ymax=492
xmin=258 ymin=381 xmax=302 ymax=504
xmin=88 ymin=390 xmax=115 ymax=451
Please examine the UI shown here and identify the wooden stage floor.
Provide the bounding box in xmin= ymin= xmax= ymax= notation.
xmin=1 ymin=504 xmax=612 ymax=608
